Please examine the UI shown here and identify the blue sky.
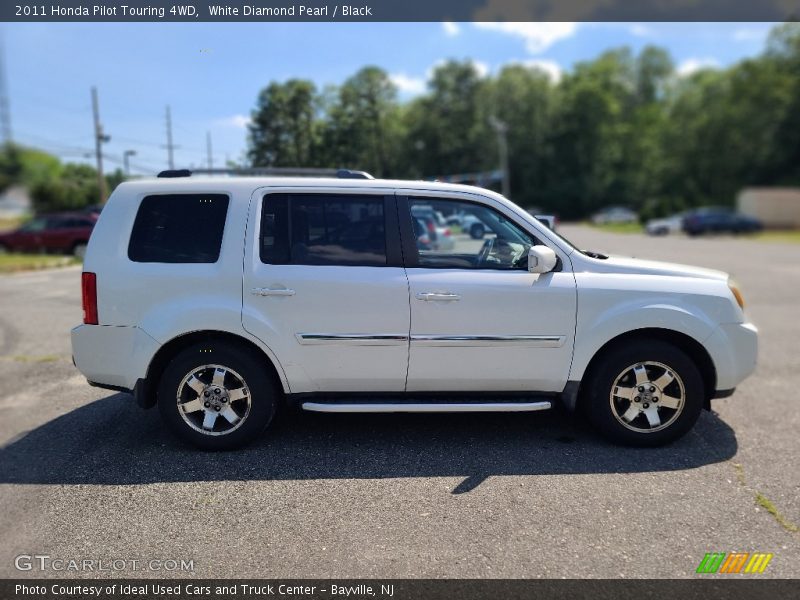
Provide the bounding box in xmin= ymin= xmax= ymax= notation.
xmin=3 ymin=22 xmax=777 ymax=174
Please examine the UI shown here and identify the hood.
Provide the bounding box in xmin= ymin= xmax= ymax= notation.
xmin=594 ymin=255 xmax=729 ymax=281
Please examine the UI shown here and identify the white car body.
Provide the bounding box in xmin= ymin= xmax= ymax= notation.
xmin=592 ymin=206 xmax=638 ymax=225
xmin=71 ymin=176 xmax=757 ymax=447
xmin=646 ymin=214 xmax=685 ymax=236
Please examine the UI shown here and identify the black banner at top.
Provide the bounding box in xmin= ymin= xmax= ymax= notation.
xmin=2 ymin=0 xmax=800 ymax=22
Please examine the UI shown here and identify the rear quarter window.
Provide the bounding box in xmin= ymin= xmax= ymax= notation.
xmin=128 ymin=194 xmax=230 ymax=263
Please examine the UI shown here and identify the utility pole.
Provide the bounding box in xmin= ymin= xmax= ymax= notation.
xmin=0 ymin=34 xmax=12 ymax=144
xmin=163 ymin=105 xmax=179 ymax=169
xmin=91 ymin=87 xmax=109 ymax=204
xmin=489 ymin=115 xmax=510 ymax=199
xmin=123 ymin=149 xmax=136 ymax=176
xmin=206 ymin=131 xmax=213 ymax=170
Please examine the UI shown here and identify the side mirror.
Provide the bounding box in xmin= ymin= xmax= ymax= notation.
xmin=527 ymin=245 xmax=558 ymax=274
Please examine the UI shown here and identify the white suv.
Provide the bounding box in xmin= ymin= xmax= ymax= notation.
xmin=71 ymin=171 xmax=757 ymax=450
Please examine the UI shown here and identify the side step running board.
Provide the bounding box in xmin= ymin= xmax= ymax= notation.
xmin=301 ymin=401 xmax=552 ymax=413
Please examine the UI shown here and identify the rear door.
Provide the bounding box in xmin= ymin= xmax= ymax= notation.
xmin=400 ymin=194 xmax=577 ymax=393
xmin=242 ymin=189 xmax=411 ymax=394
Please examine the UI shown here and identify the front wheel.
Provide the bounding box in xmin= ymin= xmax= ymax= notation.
xmin=469 ymin=223 xmax=485 ymax=239
xmin=157 ymin=341 xmax=278 ymax=450
xmin=585 ymin=340 xmax=703 ymax=446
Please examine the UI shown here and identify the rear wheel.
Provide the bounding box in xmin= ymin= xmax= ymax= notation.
xmin=157 ymin=341 xmax=278 ymax=450
xmin=585 ymin=340 xmax=703 ymax=446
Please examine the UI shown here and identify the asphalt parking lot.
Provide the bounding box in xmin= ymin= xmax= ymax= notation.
xmin=0 ymin=224 xmax=798 ymax=579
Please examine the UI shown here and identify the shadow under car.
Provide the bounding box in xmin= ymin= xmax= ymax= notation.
xmin=0 ymin=394 xmax=738 ymax=494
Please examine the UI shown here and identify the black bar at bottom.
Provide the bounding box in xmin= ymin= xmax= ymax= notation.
xmin=2 ymin=579 xmax=797 ymax=600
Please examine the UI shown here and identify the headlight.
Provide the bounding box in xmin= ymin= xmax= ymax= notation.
xmin=728 ymin=280 xmax=745 ymax=310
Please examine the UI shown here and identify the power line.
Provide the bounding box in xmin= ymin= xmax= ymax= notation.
xmin=162 ymin=105 xmax=179 ymax=169
xmin=0 ymin=33 xmax=12 ymax=143
xmin=91 ymin=86 xmax=109 ymax=203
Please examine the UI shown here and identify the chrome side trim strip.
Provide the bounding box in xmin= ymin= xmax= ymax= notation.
xmin=410 ymin=335 xmax=566 ymax=348
xmin=301 ymin=401 xmax=552 ymax=413
xmin=296 ymin=333 xmax=409 ymax=346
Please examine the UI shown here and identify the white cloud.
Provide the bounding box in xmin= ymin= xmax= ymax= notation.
xmin=390 ymin=73 xmax=426 ymax=96
xmin=676 ymin=57 xmax=720 ymax=77
xmin=473 ymin=22 xmax=578 ymax=54
xmin=516 ymin=59 xmax=563 ymax=83
xmin=471 ymin=59 xmax=490 ymax=78
xmin=442 ymin=21 xmax=460 ymax=37
xmin=733 ymin=27 xmax=769 ymax=42
xmin=218 ymin=114 xmax=251 ymax=129
xmin=629 ymin=24 xmax=654 ymax=37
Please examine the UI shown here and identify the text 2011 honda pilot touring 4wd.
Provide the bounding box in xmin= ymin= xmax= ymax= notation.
xmin=71 ymin=171 xmax=757 ymax=450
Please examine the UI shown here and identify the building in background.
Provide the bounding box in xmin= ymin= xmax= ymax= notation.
xmin=0 ymin=185 xmax=30 ymax=220
xmin=738 ymin=188 xmax=800 ymax=229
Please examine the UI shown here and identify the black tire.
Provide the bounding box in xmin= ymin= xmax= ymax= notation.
xmin=584 ymin=339 xmax=704 ymax=447
xmin=469 ymin=223 xmax=485 ymax=239
xmin=157 ymin=341 xmax=278 ymax=450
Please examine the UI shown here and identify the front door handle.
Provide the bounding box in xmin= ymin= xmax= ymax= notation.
xmin=415 ymin=292 xmax=461 ymax=302
xmin=251 ymin=287 xmax=296 ymax=297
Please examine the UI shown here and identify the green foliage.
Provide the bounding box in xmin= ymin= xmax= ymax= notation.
xmin=321 ymin=66 xmax=403 ymax=177
xmin=0 ymin=143 xmax=130 ymax=214
xmin=247 ymin=79 xmax=321 ymax=167
xmin=239 ymin=23 xmax=800 ymax=219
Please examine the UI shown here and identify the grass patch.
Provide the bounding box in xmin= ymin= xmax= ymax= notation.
xmin=0 ymin=215 xmax=27 ymax=232
xmin=732 ymin=463 xmax=799 ymax=534
xmin=755 ymin=492 xmax=800 ymax=533
xmin=750 ymin=230 xmax=800 ymax=244
xmin=588 ymin=222 xmax=643 ymax=234
xmin=0 ymin=253 xmax=80 ymax=273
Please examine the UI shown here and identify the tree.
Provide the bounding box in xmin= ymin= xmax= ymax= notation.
xmin=486 ymin=64 xmax=554 ymax=208
xmin=404 ymin=61 xmax=491 ymax=178
xmin=545 ymin=50 xmax=634 ymax=218
xmin=322 ymin=67 xmax=403 ymax=177
xmin=248 ymin=79 xmax=320 ymax=167
xmin=30 ymin=163 xmax=99 ymax=214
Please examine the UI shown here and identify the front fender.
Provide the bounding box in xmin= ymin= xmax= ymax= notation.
xmin=568 ymin=300 xmax=718 ymax=384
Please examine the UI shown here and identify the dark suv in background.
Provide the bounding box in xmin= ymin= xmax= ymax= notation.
xmin=682 ymin=207 xmax=762 ymax=236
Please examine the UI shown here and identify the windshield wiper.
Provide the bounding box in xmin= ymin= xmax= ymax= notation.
xmin=582 ymin=250 xmax=609 ymax=259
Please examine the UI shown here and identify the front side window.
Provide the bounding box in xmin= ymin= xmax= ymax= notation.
xmin=128 ymin=194 xmax=229 ymax=263
xmin=408 ymin=198 xmax=535 ymax=270
xmin=261 ymin=194 xmax=386 ymax=266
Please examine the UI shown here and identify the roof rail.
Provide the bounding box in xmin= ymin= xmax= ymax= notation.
xmin=157 ymin=169 xmax=192 ymax=178
xmin=336 ymin=169 xmax=374 ymax=180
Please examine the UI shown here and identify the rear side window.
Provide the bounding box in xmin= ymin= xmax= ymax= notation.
xmin=128 ymin=194 xmax=229 ymax=263
xmin=261 ymin=193 xmax=386 ymax=266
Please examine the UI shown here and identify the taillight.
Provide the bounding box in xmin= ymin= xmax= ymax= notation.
xmin=82 ymin=272 xmax=98 ymax=325
xmin=427 ymin=221 xmax=436 ymax=234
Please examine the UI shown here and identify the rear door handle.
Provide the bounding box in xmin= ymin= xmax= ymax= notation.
xmin=251 ymin=287 xmax=296 ymax=297
xmin=415 ymin=292 xmax=461 ymax=301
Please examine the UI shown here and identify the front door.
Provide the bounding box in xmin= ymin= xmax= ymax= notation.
xmin=242 ymin=189 xmax=410 ymax=394
xmin=401 ymin=196 xmax=577 ymax=393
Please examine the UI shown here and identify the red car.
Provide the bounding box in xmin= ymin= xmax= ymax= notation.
xmin=0 ymin=212 xmax=97 ymax=257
